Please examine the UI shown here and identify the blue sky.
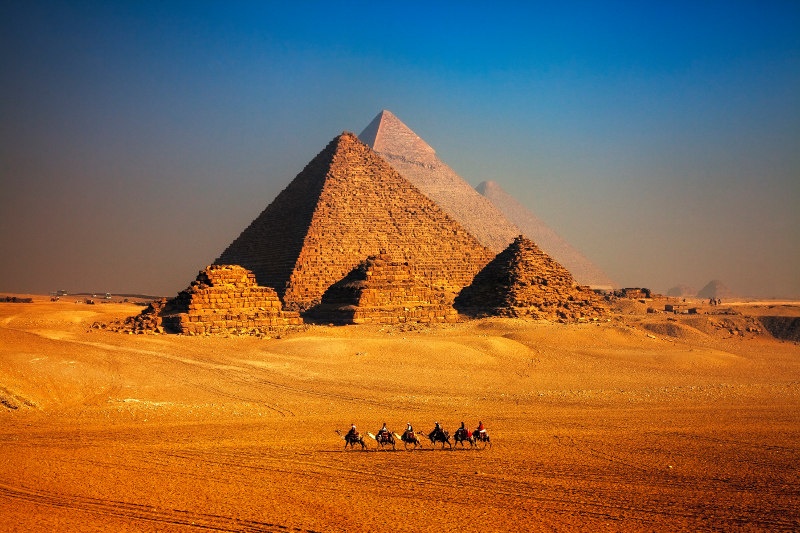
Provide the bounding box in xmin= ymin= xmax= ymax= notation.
xmin=2 ymin=1 xmax=798 ymax=297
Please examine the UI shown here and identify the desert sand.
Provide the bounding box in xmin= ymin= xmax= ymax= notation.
xmin=1 ymin=297 xmax=798 ymax=532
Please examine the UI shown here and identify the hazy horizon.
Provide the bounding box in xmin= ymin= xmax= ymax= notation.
xmin=2 ymin=3 xmax=798 ymax=298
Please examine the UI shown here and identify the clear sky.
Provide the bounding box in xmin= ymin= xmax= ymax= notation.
xmin=2 ymin=1 xmax=798 ymax=298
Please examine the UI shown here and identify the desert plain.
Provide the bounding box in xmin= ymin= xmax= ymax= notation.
xmin=1 ymin=296 xmax=798 ymax=532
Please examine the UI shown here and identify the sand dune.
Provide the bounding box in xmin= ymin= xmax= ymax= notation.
xmin=1 ymin=297 xmax=798 ymax=531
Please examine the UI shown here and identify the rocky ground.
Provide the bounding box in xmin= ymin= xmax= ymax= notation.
xmin=0 ymin=296 xmax=798 ymax=532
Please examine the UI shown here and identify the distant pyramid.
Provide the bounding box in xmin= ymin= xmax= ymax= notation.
xmin=215 ymin=132 xmax=494 ymax=311
xmin=476 ymin=180 xmax=615 ymax=289
xmin=454 ymin=235 xmax=609 ymax=321
xmin=697 ymin=280 xmax=734 ymax=300
xmin=359 ymin=110 xmax=521 ymax=252
xmin=667 ymin=284 xmax=697 ymax=297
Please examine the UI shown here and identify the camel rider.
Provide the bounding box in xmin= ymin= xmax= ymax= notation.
xmin=405 ymin=422 xmax=414 ymax=436
xmin=347 ymin=424 xmax=358 ymax=439
xmin=429 ymin=421 xmax=442 ymax=440
xmin=377 ymin=422 xmax=389 ymax=442
xmin=476 ymin=421 xmax=486 ymax=437
xmin=459 ymin=421 xmax=469 ymax=438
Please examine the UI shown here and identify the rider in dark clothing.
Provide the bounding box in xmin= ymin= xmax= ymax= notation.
xmin=429 ymin=421 xmax=443 ymax=440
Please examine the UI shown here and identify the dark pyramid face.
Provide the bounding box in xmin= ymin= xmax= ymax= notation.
xmin=215 ymin=135 xmax=339 ymax=304
xmin=216 ymin=132 xmax=495 ymax=311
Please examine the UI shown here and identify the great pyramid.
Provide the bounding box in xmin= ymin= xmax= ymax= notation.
xmin=215 ymin=132 xmax=495 ymax=311
xmin=475 ymin=180 xmax=615 ymax=289
xmin=359 ymin=110 xmax=521 ymax=252
xmin=454 ymin=235 xmax=609 ymax=322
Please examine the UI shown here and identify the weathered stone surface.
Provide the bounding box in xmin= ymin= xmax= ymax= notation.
xmin=475 ymin=180 xmax=616 ymax=290
xmin=454 ymin=235 xmax=610 ymax=322
xmin=116 ymin=265 xmax=301 ymax=335
xmin=359 ymin=110 xmax=521 ymax=253
xmin=216 ymin=132 xmax=495 ymax=312
xmin=307 ymin=252 xmax=458 ymax=325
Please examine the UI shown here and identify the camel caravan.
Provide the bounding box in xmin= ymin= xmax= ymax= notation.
xmin=337 ymin=421 xmax=491 ymax=451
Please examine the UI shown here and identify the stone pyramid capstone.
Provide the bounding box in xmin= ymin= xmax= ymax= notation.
xmin=454 ymin=235 xmax=609 ymax=321
xmin=359 ymin=110 xmax=521 ymax=252
xmin=475 ymin=180 xmax=615 ymax=289
xmin=215 ymin=132 xmax=495 ymax=311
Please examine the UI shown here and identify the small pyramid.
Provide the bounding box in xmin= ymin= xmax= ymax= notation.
xmin=216 ymin=132 xmax=495 ymax=311
xmin=359 ymin=110 xmax=521 ymax=252
xmin=306 ymin=252 xmax=458 ymax=325
xmin=697 ymin=280 xmax=734 ymax=300
xmin=118 ymin=265 xmax=301 ymax=335
xmin=476 ymin=180 xmax=615 ymax=289
xmin=454 ymin=235 xmax=609 ymax=322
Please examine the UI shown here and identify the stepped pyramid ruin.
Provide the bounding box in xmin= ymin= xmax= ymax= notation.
xmin=306 ymin=252 xmax=458 ymax=325
xmin=454 ymin=235 xmax=609 ymax=322
xmin=215 ymin=132 xmax=495 ymax=311
xmin=359 ymin=110 xmax=520 ymax=252
xmin=476 ymin=180 xmax=615 ymax=289
xmin=115 ymin=265 xmax=301 ymax=335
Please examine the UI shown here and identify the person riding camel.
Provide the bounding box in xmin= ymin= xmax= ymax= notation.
xmin=346 ymin=424 xmax=358 ymax=439
xmin=377 ymin=422 xmax=390 ymax=442
xmin=458 ymin=421 xmax=470 ymax=438
xmin=429 ymin=421 xmax=443 ymax=440
xmin=476 ymin=420 xmax=486 ymax=438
